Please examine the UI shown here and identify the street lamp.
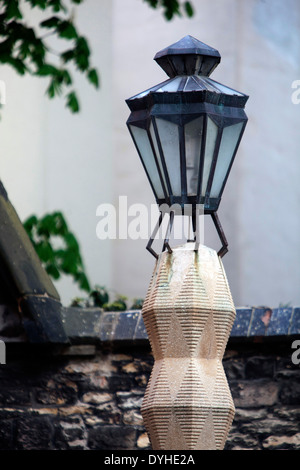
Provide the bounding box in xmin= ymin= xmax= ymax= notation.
xmin=126 ymin=35 xmax=248 ymax=258
xmin=126 ymin=36 xmax=248 ymax=451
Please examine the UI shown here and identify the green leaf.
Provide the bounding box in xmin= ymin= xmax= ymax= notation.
xmin=23 ymin=211 xmax=91 ymax=293
xmin=61 ymin=49 xmax=74 ymax=63
xmin=90 ymin=286 xmax=109 ymax=307
xmin=25 ymin=0 xmax=47 ymax=9
xmin=6 ymin=0 xmax=23 ymax=20
xmin=162 ymin=0 xmax=180 ymax=20
xmin=103 ymin=300 xmax=127 ymax=312
xmin=87 ymin=68 xmax=99 ymax=88
xmin=64 ymin=232 xmax=80 ymax=251
xmin=46 ymin=263 xmax=60 ymax=280
xmin=147 ymin=0 xmax=159 ymax=8
xmin=58 ymin=20 xmax=78 ymax=40
xmin=74 ymin=37 xmax=90 ymax=71
xmin=62 ymin=69 xmax=72 ymax=85
xmin=75 ymin=272 xmax=91 ymax=292
xmin=36 ymin=240 xmax=55 ymax=262
xmin=36 ymin=63 xmax=59 ymax=76
xmin=46 ymin=75 xmax=63 ymax=98
xmin=7 ymin=57 xmax=27 ymax=75
xmin=23 ymin=215 xmax=38 ymax=233
xmin=131 ymin=298 xmax=144 ymax=309
xmin=40 ymin=16 xmax=61 ymax=28
xmin=46 ymin=79 xmax=56 ymax=98
xmin=66 ymin=91 xmax=79 ymax=113
xmin=52 ymin=212 xmax=68 ymax=235
xmin=184 ymin=1 xmax=194 ymax=17
xmin=18 ymin=40 xmax=30 ymax=60
xmin=59 ymin=252 xmax=78 ymax=275
xmin=48 ymin=0 xmax=66 ymax=13
xmin=31 ymin=38 xmax=46 ymax=66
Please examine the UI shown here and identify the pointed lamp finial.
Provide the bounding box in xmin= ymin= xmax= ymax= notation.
xmin=154 ymin=35 xmax=221 ymax=78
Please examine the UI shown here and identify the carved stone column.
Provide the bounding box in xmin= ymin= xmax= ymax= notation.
xmin=141 ymin=243 xmax=235 ymax=450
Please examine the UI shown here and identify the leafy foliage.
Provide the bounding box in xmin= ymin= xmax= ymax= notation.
xmin=0 ymin=0 xmax=99 ymax=112
xmin=23 ymin=212 xmax=144 ymax=311
xmin=72 ymin=286 xmax=133 ymax=312
xmin=71 ymin=286 xmax=144 ymax=312
xmin=143 ymin=0 xmax=194 ymax=20
xmin=0 ymin=0 xmax=194 ymax=112
xmin=23 ymin=211 xmax=91 ymax=292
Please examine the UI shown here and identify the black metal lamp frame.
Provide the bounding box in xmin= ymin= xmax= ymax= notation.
xmin=145 ymin=209 xmax=228 ymax=260
xmin=127 ymin=98 xmax=247 ymax=259
xmin=126 ymin=36 xmax=248 ymax=260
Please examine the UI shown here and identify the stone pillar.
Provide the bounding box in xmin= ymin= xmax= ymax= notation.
xmin=141 ymin=243 xmax=236 ymax=450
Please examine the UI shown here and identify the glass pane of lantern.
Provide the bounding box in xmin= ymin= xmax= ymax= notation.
xmin=155 ymin=118 xmax=181 ymax=196
xmin=185 ymin=116 xmax=204 ymax=196
xmin=129 ymin=125 xmax=165 ymax=199
xmin=149 ymin=122 xmax=169 ymax=196
xmin=210 ymin=121 xmax=244 ymax=198
xmin=201 ymin=116 xmax=218 ymax=197
xmin=157 ymin=77 xmax=182 ymax=92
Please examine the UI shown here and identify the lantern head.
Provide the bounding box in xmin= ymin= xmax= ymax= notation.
xmin=126 ymin=35 xmax=248 ymax=258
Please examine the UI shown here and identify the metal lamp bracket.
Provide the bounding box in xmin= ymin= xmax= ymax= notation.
xmin=146 ymin=210 xmax=228 ymax=259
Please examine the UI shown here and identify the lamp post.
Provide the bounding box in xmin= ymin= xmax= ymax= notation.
xmin=126 ymin=35 xmax=248 ymax=451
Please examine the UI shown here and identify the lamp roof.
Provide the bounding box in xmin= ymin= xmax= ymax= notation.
xmin=154 ymin=35 xmax=221 ymax=77
xmin=126 ymin=74 xmax=248 ymax=109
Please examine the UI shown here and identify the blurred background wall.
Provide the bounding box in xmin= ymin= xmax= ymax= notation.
xmin=0 ymin=0 xmax=299 ymax=308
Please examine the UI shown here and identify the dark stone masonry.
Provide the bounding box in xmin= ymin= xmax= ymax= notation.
xmin=0 ymin=306 xmax=300 ymax=451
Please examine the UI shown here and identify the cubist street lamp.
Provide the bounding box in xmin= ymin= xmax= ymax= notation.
xmin=126 ymin=36 xmax=248 ymax=450
xmin=126 ymin=35 xmax=248 ymax=258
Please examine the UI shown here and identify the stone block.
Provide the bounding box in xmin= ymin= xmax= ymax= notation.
xmin=137 ymin=432 xmax=150 ymax=449
xmin=230 ymin=308 xmax=253 ymax=337
xmin=0 ymin=420 xmax=13 ymax=449
xmin=114 ymin=311 xmax=139 ymax=341
xmin=134 ymin=313 xmax=148 ymax=341
xmin=262 ymin=433 xmax=300 ymax=450
xmin=35 ymin=379 xmax=78 ymax=406
xmin=54 ymin=416 xmax=87 ymax=450
xmin=20 ymin=295 xmax=69 ymax=344
xmin=62 ymin=307 xmax=102 ymax=344
xmin=290 ymin=307 xmax=300 ymax=335
xmin=279 ymin=379 xmax=300 ymax=405
xmin=267 ymin=308 xmax=293 ymax=336
xmin=0 ymin=190 xmax=59 ymax=300
xmin=248 ymin=307 xmax=271 ymax=336
xmin=88 ymin=425 xmax=136 ymax=450
xmin=245 ymin=356 xmax=275 ymax=379
xmin=0 ymin=304 xmax=25 ymax=341
xmin=99 ymin=312 xmax=118 ymax=342
xmin=16 ymin=416 xmax=53 ymax=450
xmin=0 ymin=386 xmax=31 ymax=407
xmin=123 ymin=410 xmax=144 ymax=426
xmin=231 ymin=380 xmax=279 ymax=408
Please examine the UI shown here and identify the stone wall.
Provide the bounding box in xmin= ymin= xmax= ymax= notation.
xmin=0 ymin=341 xmax=299 ymax=450
xmin=0 ymin=306 xmax=299 ymax=451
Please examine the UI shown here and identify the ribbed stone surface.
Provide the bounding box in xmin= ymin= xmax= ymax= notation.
xmin=141 ymin=243 xmax=236 ymax=450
